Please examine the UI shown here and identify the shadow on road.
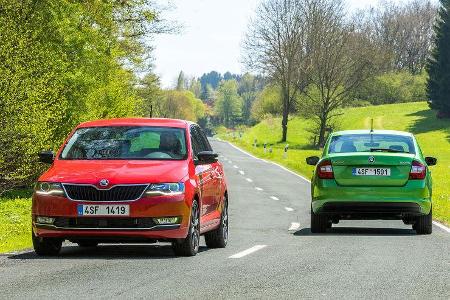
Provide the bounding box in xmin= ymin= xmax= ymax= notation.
xmin=7 ymin=244 xmax=209 ymax=260
xmin=294 ymin=227 xmax=417 ymax=236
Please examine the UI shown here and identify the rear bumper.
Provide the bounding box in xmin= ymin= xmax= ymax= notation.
xmin=32 ymin=193 xmax=191 ymax=240
xmin=312 ymin=179 xmax=432 ymax=217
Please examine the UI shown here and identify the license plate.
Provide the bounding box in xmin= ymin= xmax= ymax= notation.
xmin=352 ymin=168 xmax=391 ymax=176
xmin=77 ymin=205 xmax=129 ymax=216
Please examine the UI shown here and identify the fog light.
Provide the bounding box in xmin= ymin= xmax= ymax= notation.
xmin=36 ymin=216 xmax=55 ymax=224
xmin=153 ymin=217 xmax=180 ymax=225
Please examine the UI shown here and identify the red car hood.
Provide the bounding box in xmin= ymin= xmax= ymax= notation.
xmin=40 ymin=160 xmax=189 ymax=185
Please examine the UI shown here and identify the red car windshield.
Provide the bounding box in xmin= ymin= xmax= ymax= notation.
xmin=328 ymin=134 xmax=416 ymax=154
xmin=60 ymin=126 xmax=187 ymax=160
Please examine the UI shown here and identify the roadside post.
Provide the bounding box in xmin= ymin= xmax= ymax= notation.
xmin=283 ymin=144 xmax=289 ymax=159
xmin=269 ymin=145 xmax=273 ymax=153
xmin=264 ymin=142 xmax=267 ymax=153
xmin=253 ymin=139 xmax=257 ymax=148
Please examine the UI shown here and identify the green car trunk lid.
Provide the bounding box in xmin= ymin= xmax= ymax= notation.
xmin=330 ymin=152 xmax=415 ymax=187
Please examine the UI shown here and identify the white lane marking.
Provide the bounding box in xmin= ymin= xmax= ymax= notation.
xmin=229 ymin=245 xmax=267 ymax=259
xmin=433 ymin=221 xmax=450 ymax=233
xmin=289 ymin=222 xmax=300 ymax=231
xmin=270 ymin=196 xmax=279 ymax=201
xmin=228 ymin=160 xmax=233 ymax=164
xmin=285 ymin=207 xmax=294 ymax=212
xmin=239 ymin=170 xmax=245 ymax=175
xmin=255 ymin=187 xmax=263 ymax=191
xmin=233 ymin=165 xmax=239 ymax=169
xmin=246 ymin=178 xmax=253 ymax=182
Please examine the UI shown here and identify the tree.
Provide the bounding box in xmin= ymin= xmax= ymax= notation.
xmin=139 ymin=73 xmax=163 ymax=117
xmin=427 ymin=0 xmax=450 ymax=117
xmin=160 ymin=91 xmax=205 ymax=122
xmin=238 ymin=73 xmax=258 ymax=124
xmin=243 ymin=0 xmax=309 ymax=142
xmin=176 ymin=71 xmax=186 ymax=90
xmin=189 ymin=78 xmax=202 ymax=99
xmin=200 ymin=71 xmax=222 ymax=99
xmin=214 ymin=80 xmax=242 ymax=127
xmin=0 ymin=0 xmax=171 ymax=193
xmin=302 ymin=0 xmax=377 ymax=146
xmin=360 ymin=1 xmax=437 ymax=74
xmin=251 ymin=85 xmax=283 ymax=121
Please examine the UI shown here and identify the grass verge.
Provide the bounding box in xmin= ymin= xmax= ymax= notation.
xmin=219 ymin=102 xmax=450 ymax=226
xmin=0 ymin=190 xmax=32 ymax=253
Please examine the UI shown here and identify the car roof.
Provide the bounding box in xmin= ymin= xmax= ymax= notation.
xmin=77 ymin=118 xmax=192 ymax=129
xmin=331 ymin=130 xmax=414 ymax=137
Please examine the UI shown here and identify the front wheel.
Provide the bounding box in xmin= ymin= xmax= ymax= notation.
xmin=205 ymin=196 xmax=228 ymax=248
xmin=172 ymin=200 xmax=200 ymax=256
xmin=414 ymin=210 xmax=432 ymax=235
xmin=32 ymin=231 xmax=62 ymax=256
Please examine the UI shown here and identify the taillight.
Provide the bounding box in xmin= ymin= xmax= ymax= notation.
xmin=317 ymin=160 xmax=334 ymax=179
xmin=409 ymin=160 xmax=426 ymax=180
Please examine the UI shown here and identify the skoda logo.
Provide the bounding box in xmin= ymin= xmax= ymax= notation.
xmin=368 ymin=156 xmax=375 ymax=163
xmin=99 ymin=179 xmax=109 ymax=187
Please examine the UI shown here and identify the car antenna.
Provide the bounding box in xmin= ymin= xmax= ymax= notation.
xmin=370 ymin=118 xmax=374 ymax=133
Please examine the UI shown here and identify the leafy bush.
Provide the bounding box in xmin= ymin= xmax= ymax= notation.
xmin=251 ymin=85 xmax=282 ymax=121
xmin=355 ymin=71 xmax=427 ymax=105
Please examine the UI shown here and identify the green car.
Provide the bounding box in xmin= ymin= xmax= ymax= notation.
xmin=306 ymin=130 xmax=437 ymax=234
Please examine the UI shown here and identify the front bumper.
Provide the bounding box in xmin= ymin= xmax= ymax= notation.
xmin=312 ymin=179 xmax=432 ymax=217
xmin=32 ymin=193 xmax=190 ymax=240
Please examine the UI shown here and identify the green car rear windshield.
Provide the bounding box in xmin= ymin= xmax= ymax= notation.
xmin=60 ymin=126 xmax=188 ymax=160
xmin=328 ymin=134 xmax=416 ymax=154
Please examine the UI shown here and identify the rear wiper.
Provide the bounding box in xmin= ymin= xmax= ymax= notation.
xmin=370 ymin=148 xmax=408 ymax=153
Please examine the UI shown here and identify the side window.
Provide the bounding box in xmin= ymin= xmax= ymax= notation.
xmin=190 ymin=126 xmax=203 ymax=158
xmin=197 ymin=126 xmax=212 ymax=151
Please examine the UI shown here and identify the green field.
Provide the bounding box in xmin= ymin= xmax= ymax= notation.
xmin=0 ymin=190 xmax=32 ymax=253
xmin=219 ymin=102 xmax=450 ymax=226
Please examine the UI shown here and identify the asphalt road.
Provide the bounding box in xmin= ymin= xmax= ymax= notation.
xmin=1 ymin=139 xmax=449 ymax=299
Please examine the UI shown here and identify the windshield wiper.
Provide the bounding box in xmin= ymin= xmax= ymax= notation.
xmin=370 ymin=148 xmax=408 ymax=153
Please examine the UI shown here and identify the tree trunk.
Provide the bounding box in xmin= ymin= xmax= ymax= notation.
xmin=318 ymin=115 xmax=327 ymax=147
xmin=281 ymin=91 xmax=289 ymax=142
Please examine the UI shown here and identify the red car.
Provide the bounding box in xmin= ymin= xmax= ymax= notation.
xmin=32 ymin=118 xmax=228 ymax=256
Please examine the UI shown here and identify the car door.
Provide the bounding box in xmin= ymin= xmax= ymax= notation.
xmin=197 ymin=127 xmax=223 ymax=209
xmin=190 ymin=125 xmax=216 ymax=225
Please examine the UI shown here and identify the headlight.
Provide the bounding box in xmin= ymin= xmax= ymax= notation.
xmin=34 ymin=182 xmax=65 ymax=196
xmin=145 ymin=183 xmax=185 ymax=196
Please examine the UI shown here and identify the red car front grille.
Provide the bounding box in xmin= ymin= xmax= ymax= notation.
xmin=63 ymin=184 xmax=148 ymax=201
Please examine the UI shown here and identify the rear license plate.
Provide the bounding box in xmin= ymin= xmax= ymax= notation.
xmin=77 ymin=205 xmax=129 ymax=216
xmin=352 ymin=168 xmax=391 ymax=176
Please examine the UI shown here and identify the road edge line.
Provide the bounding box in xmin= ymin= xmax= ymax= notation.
xmin=432 ymin=221 xmax=450 ymax=233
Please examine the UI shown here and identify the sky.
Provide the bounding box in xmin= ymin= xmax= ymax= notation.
xmin=152 ymin=0 xmax=407 ymax=88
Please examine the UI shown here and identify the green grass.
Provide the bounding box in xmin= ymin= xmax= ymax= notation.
xmin=0 ymin=190 xmax=32 ymax=253
xmin=219 ymin=102 xmax=450 ymax=226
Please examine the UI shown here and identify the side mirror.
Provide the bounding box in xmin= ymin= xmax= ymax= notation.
xmin=196 ymin=151 xmax=218 ymax=165
xmin=306 ymin=156 xmax=320 ymax=166
xmin=425 ymin=157 xmax=437 ymax=166
xmin=38 ymin=151 xmax=55 ymax=164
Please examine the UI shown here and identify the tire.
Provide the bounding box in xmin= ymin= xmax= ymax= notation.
xmin=311 ymin=207 xmax=328 ymax=233
xmin=77 ymin=241 xmax=99 ymax=248
xmin=205 ymin=196 xmax=228 ymax=248
xmin=414 ymin=210 xmax=432 ymax=235
xmin=172 ymin=200 xmax=200 ymax=256
xmin=32 ymin=231 xmax=62 ymax=256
